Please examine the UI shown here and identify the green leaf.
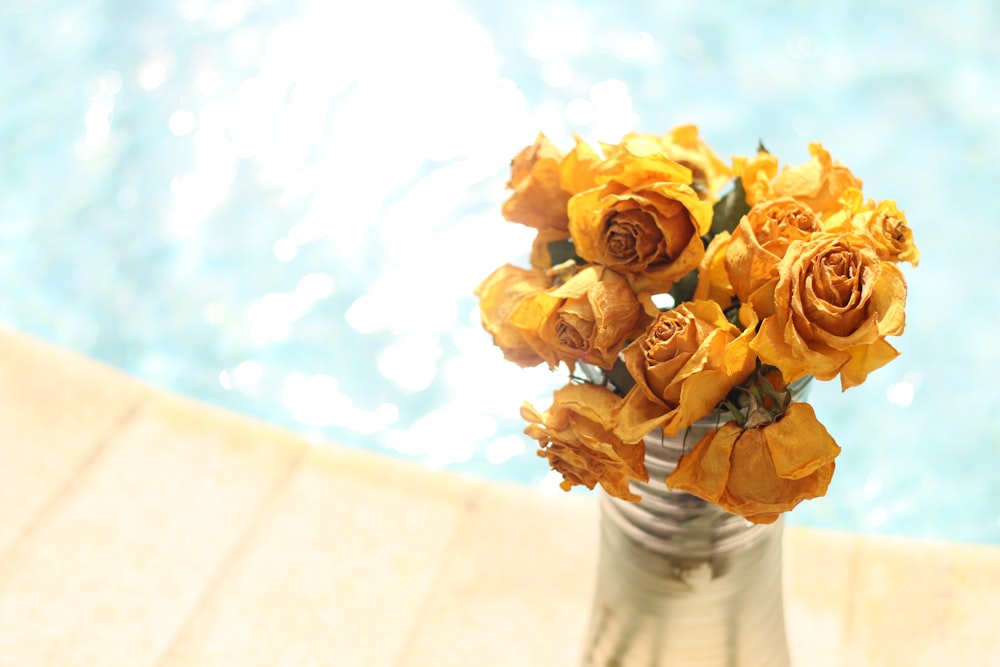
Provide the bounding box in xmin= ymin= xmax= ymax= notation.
xmin=724 ymin=303 xmax=742 ymax=328
xmin=667 ymin=271 xmax=699 ymax=307
xmin=604 ymin=357 xmax=636 ymax=396
xmin=708 ymin=177 xmax=750 ymax=237
xmin=547 ymin=239 xmax=583 ymax=266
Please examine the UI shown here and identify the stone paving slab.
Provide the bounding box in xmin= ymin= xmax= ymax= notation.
xmin=0 ymin=329 xmax=150 ymax=557
xmin=0 ymin=392 xmax=304 ymax=666
xmin=0 ymin=330 xmax=998 ymax=666
xmin=159 ymin=445 xmax=483 ymax=667
xmin=397 ymin=483 xmax=599 ymax=667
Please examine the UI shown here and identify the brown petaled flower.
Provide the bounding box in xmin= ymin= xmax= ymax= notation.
xmin=735 ymin=143 xmax=862 ymax=219
xmin=511 ymin=265 xmax=646 ymax=371
xmin=667 ymin=402 xmax=841 ymax=524
xmin=614 ymin=300 xmax=757 ymax=442
xmin=825 ymin=191 xmax=920 ymax=267
xmin=474 ymin=264 xmax=551 ymax=367
xmin=567 ymin=138 xmax=713 ymax=297
xmin=859 ymin=200 xmax=919 ymax=266
xmin=769 ymin=142 xmax=862 ymax=217
xmin=523 ymin=383 xmax=648 ymax=502
xmin=725 ymin=198 xmax=823 ymax=318
xmin=600 ymin=127 xmax=733 ymax=199
xmin=751 ymin=233 xmax=907 ymax=390
xmin=502 ymin=134 xmax=600 ymax=234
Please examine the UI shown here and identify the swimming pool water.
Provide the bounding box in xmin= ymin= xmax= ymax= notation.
xmin=2 ymin=0 xmax=998 ymax=544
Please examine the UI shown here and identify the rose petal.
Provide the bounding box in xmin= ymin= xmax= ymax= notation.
xmin=666 ymin=421 xmax=742 ymax=503
xmin=763 ymin=403 xmax=841 ymax=480
xmin=838 ymin=338 xmax=900 ymax=390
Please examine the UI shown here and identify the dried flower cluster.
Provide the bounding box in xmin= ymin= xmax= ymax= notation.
xmin=476 ymin=126 xmax=918 ymax=523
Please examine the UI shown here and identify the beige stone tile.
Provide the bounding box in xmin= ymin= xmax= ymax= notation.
xmin=0 ymin=330 xmax=150 ymax=555
xmin=845 ymin=535 xmax=1000 ymax=666
xmin=159 ymin=446 xmax=484 ymax=667
xmin=0 ymin=394 xmax=304 ymax=667
xmin=397 ymin=484 xmax=599 ymax=667
xmin=784 ymin=526 xmax=860 ymax=667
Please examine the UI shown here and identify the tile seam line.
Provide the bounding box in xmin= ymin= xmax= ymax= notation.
xmin=0 ymin=390 xmax=153 ymax=568
xmin=390 ymin=480 xmax=490 ymax=667
xmin=152 ymin=443 xmax=308 ymax=667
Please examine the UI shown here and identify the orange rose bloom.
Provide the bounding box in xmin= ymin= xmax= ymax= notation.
xmin=825 ymin=192 xmax=920 ymax=267
xmin=736 ymin=143 xmax=861 ymax=219
xmin=725 ymin=198 xmax=822 ymax=317
xmin=667 ymin=402 xmax=841 ymax=524
xmin=567 ymin=138 xmax=713 ymax=296
xmin=601 ymin=126 xmax=732 ymax=199
xmin=769 ymin=142 xmax=862 ymax=217
xmin=474 ymin=264 xmax=551 ymax=367
xmin=614 ymin=300 xmax=756 ymax=442
xmin=502 ymin=134 xmax=600 ymax=233
xmin=523 ymin=383 xmax=648 ymax=502
xmin=511 ymin=265 xmax=646 ymax=371
xmin=751 ymin=233 xmax=908 ymax=390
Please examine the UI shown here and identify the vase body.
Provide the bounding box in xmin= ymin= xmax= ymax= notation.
xmin=580 ymin=418 xmax=790 ymax=667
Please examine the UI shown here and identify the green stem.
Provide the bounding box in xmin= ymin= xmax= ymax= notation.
xmin=757 ymin=373 xmax=790 ymax=411
xmin=722 ymin=400 xmax=746 ymax=428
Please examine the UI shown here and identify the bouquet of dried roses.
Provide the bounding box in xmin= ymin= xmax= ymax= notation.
xmin=475 ymin=126 xmax=919 ymax=524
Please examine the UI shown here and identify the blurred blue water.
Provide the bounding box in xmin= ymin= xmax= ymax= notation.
xmin=1 ymin=0 xmax=998 ymax=544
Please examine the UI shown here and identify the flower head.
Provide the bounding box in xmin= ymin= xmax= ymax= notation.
xmin=614 ymin=300 xmax=756 ymax=441
xmin=825 ymin=192 xmax=920 ymax=267
xmin=667 ymin=402 xmax=841 ymax=523
xmin=567 ymin=135 xmax=713 ymax=297
xmin=523 ymin=383 xmax=648 ymax=502
xmin=474 ymin=264 xmax=551 ymax=367
xmin=511 ymin=265 xmax=647 ymax=371
xmin=751 ymin=233 xmax=907 ymax=389
xmin=502 ymin=133 xmax=600 ymax=233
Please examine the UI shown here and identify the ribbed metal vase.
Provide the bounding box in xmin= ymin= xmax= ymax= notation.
xmin=580 ymin=418 xmax=791 ymax=667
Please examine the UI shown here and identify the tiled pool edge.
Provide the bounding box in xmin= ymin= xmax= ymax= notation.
xmin=1 ymin=328 xmax=998 ymax=666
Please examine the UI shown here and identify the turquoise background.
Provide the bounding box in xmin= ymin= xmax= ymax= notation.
xmin=1 ymin=0 xmax=997 ymax=543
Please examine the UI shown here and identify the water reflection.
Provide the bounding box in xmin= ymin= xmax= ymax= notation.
xmin=1 ymin=0 xmax=997 ymax=543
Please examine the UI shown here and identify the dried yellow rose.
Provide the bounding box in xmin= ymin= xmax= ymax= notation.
xmin=614 ymin=299 xmax=756 ymax=442
xmin=751 ymin=233 xmax=907 ymax=390
xmin=725 ymin=197 xmax=822 ymax=318
xmin=567 ymin=137 xmax=712 ymax=296
xmin=524 ymin=383 xmax=648 ymax=502
xmin=511 ymin=265 xmax=646 ymax=371
xmin=667 ymin=402 xmax=841 ymax=524
xmin=601 ymin=126 xmax=732 ymax=199
xmin=502 ymin=133 xmax=601 ymax=233
xmin=770 ymin=142 xmax=862 ymax=217
xmin=825 ymin=191 xmax=920 ymax=267
xmin=736 ymin=143 xmax=861 ymax=219
xmin=474 ymin=264 xmax=551 ymax=367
